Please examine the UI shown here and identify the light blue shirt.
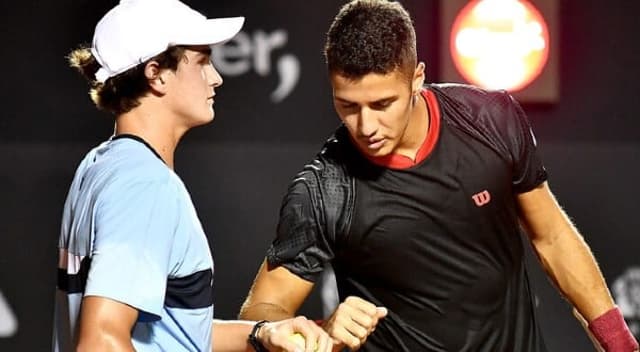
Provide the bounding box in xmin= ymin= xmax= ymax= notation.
xmin=53 ymin=136 xmax=214 ymax=352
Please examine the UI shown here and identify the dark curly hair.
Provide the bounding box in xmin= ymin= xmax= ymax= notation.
xmin=67 ymin=46 xmax=186 ymax=116
xmin=324 ymin=0 xmax=417 ymax=81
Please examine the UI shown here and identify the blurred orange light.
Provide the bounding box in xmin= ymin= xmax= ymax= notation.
xmin=450 ymin=0 xmax=550 ymax=92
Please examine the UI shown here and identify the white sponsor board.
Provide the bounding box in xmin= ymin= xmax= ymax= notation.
xmin=0 ymin=290 xmax=18 ymax=338
xmin=613 ymin=266 xmax=640 ymax=338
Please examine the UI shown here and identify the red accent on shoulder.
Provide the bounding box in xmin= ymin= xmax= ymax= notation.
xmin=415 ymin=89 xmax=441 ymax=164
xmin=366 ymin=89 xmax=441 ymax=170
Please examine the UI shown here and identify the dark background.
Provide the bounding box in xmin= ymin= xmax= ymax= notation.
xmin=0 ymin=1 xmax=638 ymax=351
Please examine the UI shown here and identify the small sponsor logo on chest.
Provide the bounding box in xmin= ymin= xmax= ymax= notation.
xmin=472 ymin=190 xmax=491 ymax=207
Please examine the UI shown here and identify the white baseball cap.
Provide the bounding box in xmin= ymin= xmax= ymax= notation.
xmin=91 ymin=0 xmax=244 ymax=83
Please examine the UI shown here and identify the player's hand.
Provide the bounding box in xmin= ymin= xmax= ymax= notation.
xmin=322 ymin=296 xmax=387 ymax=351
xmin=257 ymin=316 xmax=333 ymax=352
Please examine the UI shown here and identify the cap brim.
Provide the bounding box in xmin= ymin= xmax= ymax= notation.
xmin=172 ymin=16 xmax=245 ymax=47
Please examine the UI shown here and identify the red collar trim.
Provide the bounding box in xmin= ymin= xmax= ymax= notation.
xmin=365 ymin=89 xmax=441 ymax=169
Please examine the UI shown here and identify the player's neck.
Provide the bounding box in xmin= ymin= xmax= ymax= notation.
xmin=394 ymin=92 xmax=429 ymax=161
xmin=114 ymin=106 xmax=184 ymax=169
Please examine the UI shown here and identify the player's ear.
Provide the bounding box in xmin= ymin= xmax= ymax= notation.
xmin=145 ymin=61 xmax=168 ymax=94
xmin=412 ymin=62 xmax=426 ymax=94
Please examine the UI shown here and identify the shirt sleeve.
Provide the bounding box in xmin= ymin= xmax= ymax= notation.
xmin=504 ymin=92 xmax=548 ymax=193
xmin=267 ymin=176 xmax=335 ymax=283
xmin=84 ymin=179 xmax=179 ymax=321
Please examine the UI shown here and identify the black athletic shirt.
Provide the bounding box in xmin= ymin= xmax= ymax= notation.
xmin=268 ymin=84 xmax=549 ymax=351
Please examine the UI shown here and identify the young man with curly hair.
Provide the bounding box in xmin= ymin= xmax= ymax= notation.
xmin=239 ymin=1 xmax=639 ymax=351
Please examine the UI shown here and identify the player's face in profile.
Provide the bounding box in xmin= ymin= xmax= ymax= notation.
xmin=165 ymin=45 xmax=223 ymax=128
xmin=330 ymin=69 xmax=416 ymax=158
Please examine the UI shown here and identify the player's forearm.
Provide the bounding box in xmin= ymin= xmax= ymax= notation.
xmin=531 ymin=226 xmax=614 ymax=322
xmin=239 ymin=301 xmax=296 ymax=321
xmin=212 ymin=320 xmax=258 ymax=352
xmin=531 ymin=213 xmax=638 ymax=350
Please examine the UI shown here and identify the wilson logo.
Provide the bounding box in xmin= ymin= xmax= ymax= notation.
xmin=472 ymin=190 xmax=491 ymax=207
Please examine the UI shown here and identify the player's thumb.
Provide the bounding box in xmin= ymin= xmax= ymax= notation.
xmin=375 ymin=306 xmax=388 ymax=318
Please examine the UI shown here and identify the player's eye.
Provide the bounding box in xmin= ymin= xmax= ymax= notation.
xmin=338 ymin=102 xmax=358 ymax=110
xmin=372 ymin=100 xmax=392 ymax=110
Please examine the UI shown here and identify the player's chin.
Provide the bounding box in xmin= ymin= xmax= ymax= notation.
xmin=189 ymin=113 xmax=215 ymax=128
xmin=362 ymin=145 xmax=392 ymax=158
xmin=202 ymin=108 xmax=216 ymax=123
